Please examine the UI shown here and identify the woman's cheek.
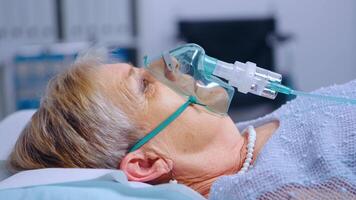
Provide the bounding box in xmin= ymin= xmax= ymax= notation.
xmin=196 ymin=86 xmax=229 ymax=112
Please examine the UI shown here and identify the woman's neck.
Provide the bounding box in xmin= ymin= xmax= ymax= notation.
xmin=191 ymin=120 xmax=280 ymax=198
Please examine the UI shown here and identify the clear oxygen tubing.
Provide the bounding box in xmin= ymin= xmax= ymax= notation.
xmin=267 ymin=82 xmax=356 ymax=105
xmin=203 ymin=55 xmax=356 ymax=105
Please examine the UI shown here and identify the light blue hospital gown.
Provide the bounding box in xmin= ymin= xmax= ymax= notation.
xmin=209 ymin=79 xmax=356 ymax=200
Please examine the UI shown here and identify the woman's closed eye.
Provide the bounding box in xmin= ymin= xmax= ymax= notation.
xmin=140 ymin=76 xmax=149 ymax=93
xmin=138 ymin=72 xmax=155 ymax=96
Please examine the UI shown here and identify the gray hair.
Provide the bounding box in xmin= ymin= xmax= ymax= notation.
xmin=8 ymin=49 xmax=141 ymax=172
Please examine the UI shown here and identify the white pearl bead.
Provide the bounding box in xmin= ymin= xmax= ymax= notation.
xmin=245 ymin=157 xmax=252 ymax=163
xmin=238 ymin=125 xmax=257 ymax=174
xmin=169 ymin=179 xmax=178 ymax=184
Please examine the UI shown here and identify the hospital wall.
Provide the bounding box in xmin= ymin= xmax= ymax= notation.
xmin=0 ymin=0 xmax=356 ymax=120
xmin=137 ymin=0 xmax=356 ymax=91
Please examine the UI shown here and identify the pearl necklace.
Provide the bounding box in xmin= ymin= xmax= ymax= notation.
xmin=238 ymin=125 xmax=257 ymax=174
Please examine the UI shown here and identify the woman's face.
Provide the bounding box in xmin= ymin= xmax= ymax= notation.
xmin=97 ymin=63 xmax=242 ymax=182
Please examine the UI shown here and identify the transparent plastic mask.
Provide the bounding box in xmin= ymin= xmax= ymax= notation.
xmin=144 ymin=44 xmax=235 ymax=115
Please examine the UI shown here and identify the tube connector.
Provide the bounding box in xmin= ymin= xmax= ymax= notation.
xmin=213 ymin=60 xmax=282 ymax=99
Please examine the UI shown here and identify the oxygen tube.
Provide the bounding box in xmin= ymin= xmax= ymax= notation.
xmin=203 ymin=55 xmax=356 ymax=105
xmin=204 ymin=55 xmax=282 ymax=99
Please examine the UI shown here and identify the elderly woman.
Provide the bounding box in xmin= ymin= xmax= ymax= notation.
xmin=8 ymin=52 xmax=356 ymax=199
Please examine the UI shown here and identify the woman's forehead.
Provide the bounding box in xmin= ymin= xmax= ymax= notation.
xmin=100 ymin=63 xmax=134 ymax=79
xmin=94 ymin=63 xmax=139 ymax=92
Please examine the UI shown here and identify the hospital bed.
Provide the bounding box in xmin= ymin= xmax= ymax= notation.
xmin=0 ymin=110 xmax=205 ymax=200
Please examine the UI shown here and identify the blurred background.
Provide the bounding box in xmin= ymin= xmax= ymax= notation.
xmin=0 ymin=0 xmax=355 ymax=122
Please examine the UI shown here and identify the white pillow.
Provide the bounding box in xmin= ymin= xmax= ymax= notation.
xmin=0 ymin=110 xmax=36 ymax=161
xmin=0 ymin=168 xmax=205 ymax=200
xmin=0 ymin=160 xmax=10 ymax=181
xmin=0 ymin=110 xmax=36 ymax=180
xmin=0 ymin=168 xmax=151 ymax=190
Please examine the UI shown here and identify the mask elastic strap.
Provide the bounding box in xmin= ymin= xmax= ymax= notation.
xmin=128 ymin=96 xmax=205 ymax=152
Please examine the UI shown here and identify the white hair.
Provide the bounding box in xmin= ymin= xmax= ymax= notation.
xmin=8 ymin=49 xmax=142 ymax=171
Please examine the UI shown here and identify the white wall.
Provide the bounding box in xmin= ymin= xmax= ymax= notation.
xmin=137 ymin=0 xmax=356 ymax=91
xmin=0 ymin=0 xmax=57 ymax=59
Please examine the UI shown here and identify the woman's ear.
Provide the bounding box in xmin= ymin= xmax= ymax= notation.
xmin=119 ymin=149 xmax=173 ymax=182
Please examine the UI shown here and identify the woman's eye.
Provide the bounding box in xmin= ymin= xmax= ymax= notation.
xmin=143 ymin=79 xmax=149 ymax=89
xmin=138 ymin=71 xmax=155 ymax=96
xmin=140 ymin=77 xmax=149 ymax=93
